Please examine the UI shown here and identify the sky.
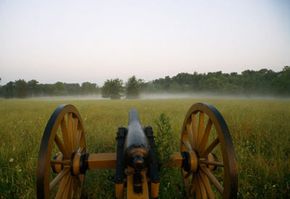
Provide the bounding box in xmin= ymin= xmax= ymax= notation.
xmin=0 ymin=0 xmax=290 ymax=85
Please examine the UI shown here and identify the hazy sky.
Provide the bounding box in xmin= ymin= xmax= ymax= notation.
xmin=1 ymin=0 xmax=290 ymax=85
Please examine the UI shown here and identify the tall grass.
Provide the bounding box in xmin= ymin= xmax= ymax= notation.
xmin=154 ymin=113 xmax=183 ymax=198
xmin=0 ymin=98 xmax=289 ymax=198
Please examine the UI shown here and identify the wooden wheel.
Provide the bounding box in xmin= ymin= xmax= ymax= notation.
xmin=37 ymin=104 xmax=86 ymax=199
xmin=180 ymin=103 xmax=237 ymax=199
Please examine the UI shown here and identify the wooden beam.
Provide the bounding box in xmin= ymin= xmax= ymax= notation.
xmin=87 ymin=153 xmax=116 ymax=169
xmin=163 ymin=152 xmax=183 ymax=168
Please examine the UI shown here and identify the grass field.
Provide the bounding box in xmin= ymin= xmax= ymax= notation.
xmin=0 ymin=98 xmax=289 ymax=198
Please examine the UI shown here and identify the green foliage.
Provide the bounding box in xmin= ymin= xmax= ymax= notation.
xmin=125 ymin=76 xmax=144 ymax=99
xmin=150 ymin=67 xmax=290 ymax=96
xmin=0 ymin=80 xmax=100 ymax=98
xmin=101 ymin=79 xmax=123 ymax=99
xmin=1 ymin=81 xmax=15 ymax=98
xmin=155 ymin=113 xmax=176 ymax=164
xmin=154 ymin=113 xmax=184 ymax=198
xmin=27 ymin=80 xmax=39 ymax=97
xmin=81 ymin=82 xmax=99 ymax=95
xmin=14 ymin=80 xmax=28 ymax=98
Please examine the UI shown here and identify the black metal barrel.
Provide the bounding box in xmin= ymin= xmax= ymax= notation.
xmin=124 ymin=109 xmax=149 ymax=169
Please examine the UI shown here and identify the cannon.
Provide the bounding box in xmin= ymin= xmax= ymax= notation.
xmin=36 ymin=103 xmax=237 ymax=198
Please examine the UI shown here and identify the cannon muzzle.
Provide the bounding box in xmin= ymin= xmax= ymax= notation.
xmin=125 ymin=109 xmax=149 ymax=169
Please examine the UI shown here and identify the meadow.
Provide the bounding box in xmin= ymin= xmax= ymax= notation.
xmin=0 ymin=98 xmax=289 ymax=198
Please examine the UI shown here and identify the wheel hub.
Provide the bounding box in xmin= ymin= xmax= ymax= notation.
xmin=182 ymin=150 xmax=198 ymax=173
xmin=51 ymin=153 xmax=63 ymax=173
xmin=51 ymin=150 xmax=87 ymax=176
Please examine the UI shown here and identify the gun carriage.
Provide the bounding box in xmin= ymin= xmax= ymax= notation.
xmin=37 ymin=103 xmax=237 ymax=198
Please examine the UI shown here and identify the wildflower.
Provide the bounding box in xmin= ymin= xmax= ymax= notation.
xmin=9 ymin=158 xmax=14 ymax=163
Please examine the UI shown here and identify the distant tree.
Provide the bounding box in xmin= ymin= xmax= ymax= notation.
xmin=27 ymin=80 xmax=39 ymax=96
xmin=15 ymin=79 xmax=28 ymax=98
xmin=53 ymin=82 xmax=66 ymax=95
xmin=153 ymin=75 xmax=172 ymax=91
xmin=1 ymin=81 xmax=15 ymax=98
xmin=125 ymin=76 xmax=144 ymax=99
xmin=272 ymin=66 xmax=290 ymax=95
xmin=102 ymin=79 xmax=123 ymax=99
xmin=81 ymin=82 xmax=99 ymax=94
xmin=64 ymin=83 xmax=81 ymax=95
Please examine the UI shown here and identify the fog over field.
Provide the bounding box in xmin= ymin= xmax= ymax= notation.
xmin=20 ymin=92 xmax=290 ymax=101
xmin=139 ymin=93 xmax=290 ymax=100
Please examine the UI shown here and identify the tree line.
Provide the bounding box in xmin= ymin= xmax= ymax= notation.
xmin=149 ymin=66 xmax=290 ymax=96
xmin=0 ymin=67 xmax=289 ymax=99
xmin=0 ymin=80 xmax=100 ymax=98
xmin=0 ymin=76 xmax=143 ymax=99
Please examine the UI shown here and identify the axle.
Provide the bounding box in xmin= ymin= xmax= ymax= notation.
xmin=51 ymin=151 xmax=221 ymax=176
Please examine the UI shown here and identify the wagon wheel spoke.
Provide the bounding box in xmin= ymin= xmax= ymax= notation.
xmin=199 ymin=159 xmax=224 ymax=167
xmin=55 ymin=174 xmax=69 ymax=198
xmin=68 ymin=177 xmax=74 ymax=198
xmin=61 ymin=117 xmax=71 ymax=157
xmin=50 ymin=159 xmax=71 ymax=165
xmin=197 ymin=173 xmax=207 ymax=199
xmin=200 ymin=172 xmax=215 ymax=199
xmin=71 ymin=117 xmax=76 ymax=150
xmin=195 ymin=180 xmax=202 ymax=199
xmin=66 ymin=177 xmax=73 ymax=199
xmin=202 ymin=138 xmax=219 ymax=157
xmin=181 ymin=140 xmax=192 ymax=151
xmin=201 ymin=166 xmax=224 ymax=194
xmin=49 ymin=169 xmax=69 ymax=190
xmin=188 ymin=173 xmax=196 ymax=196
xmin=72 ymin=117 xmax=79 ymax=150
xmin=76 ymin=121 xmax=85 ymax=151
xmin=196 ymin=112 xmax=205 ymax=149
xmin=199 ymin=119 xmax=213 ymax=152
xmin=76 ymin=129 xmax=81 ymax=150
xmin=67 ymin=113 xmax=74 ymax=153
xmin=191 ymin=113 xmax=198 ymax=149
xmin=55 ymin=174 xmax=72 ymax=198
xmin=78 ymin=127 xmax=86 ymax=151
xmin=54 ymin=134 xmax=68 ymax=158
xmin=74 ymin=117 xmax=85 ymax=152
xmin=79 ymin=130 xmax=85 ymax=150
xmin=74 ymin=119 xmax=81 ymax=149
xmin=186 ymin=123 xmax=195 ymax=150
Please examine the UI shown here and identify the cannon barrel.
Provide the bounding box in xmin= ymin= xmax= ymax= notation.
xmin=124 ymin=109 xmax=149 ymax=169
